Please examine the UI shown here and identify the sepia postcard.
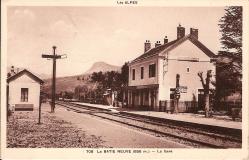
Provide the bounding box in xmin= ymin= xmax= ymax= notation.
xmin=1 ymin=0 xmax=249 ymax=159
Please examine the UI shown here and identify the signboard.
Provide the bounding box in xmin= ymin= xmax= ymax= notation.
xmin=179 ymin=86 xmax=187 ymax=93
xmin=174 ymin=87 xmax=181 ymax=99
xmin=177 ymin=57 xmax=199 ymax=62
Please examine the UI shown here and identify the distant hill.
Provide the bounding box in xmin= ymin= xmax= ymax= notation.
xmin=42 ymin=74 xmax=92 ymax=94
xmin=84 ymin=61 xmax=121 ymax=74
xmin=37 ymin=73 xmax=51 ymax=79
xmin=42 ymin=61 xmax=121 ymax=94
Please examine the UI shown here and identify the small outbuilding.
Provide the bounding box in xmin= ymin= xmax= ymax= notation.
xmin=7 ymin=69 xmax=44 ymax=111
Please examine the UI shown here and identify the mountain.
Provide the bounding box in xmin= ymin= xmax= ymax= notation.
xmin=42 ymin=74 xmax=92 ymax=94
xmin=36 ymin=73 xmax=51 ymax=79
xmin=42 ymin=61 xmax=121 ymax=94
xmin=84 ymin=61 xmax=121 ymax=74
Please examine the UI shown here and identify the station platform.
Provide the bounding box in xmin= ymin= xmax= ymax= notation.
xmin=71 ymin=102 xmax=242 ymax=130
xmin=120 ymin=111 xmax=242 ymax=130
xmin=73 ymin=102 xmax=119 ymax=111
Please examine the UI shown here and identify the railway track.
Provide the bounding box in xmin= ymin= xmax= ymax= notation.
xmin=55 ymin=101 xmax=242 ymax=148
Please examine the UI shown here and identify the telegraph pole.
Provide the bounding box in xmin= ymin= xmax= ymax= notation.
xmin=52 ymin=46 xmax=56 ymax=113
xmin=42 ymin=46 xmax=66 ymax=113
xmin=174 ymin=74 xmax=180 ymax=113
xmin=38 ymin=91 xmax=42 ymax=124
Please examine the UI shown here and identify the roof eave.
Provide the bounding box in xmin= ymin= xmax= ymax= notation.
xmin=129 ymin=35 xmax=216 ymax=65
xmin=7 ymin=69 xmax=44 ymax=84
xmin=129 ymin=54 xmax=160 ymax=65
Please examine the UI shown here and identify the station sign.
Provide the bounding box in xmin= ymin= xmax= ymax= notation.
xmin=179 ymin=86 xmax=187 ymax=93
xmin=177 ymin=57 xmax=199 ymax=62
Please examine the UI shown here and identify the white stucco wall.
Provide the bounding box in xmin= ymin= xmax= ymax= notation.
xmin=129 ymin=56 xmax=158 ymax=86
xmin=8 ymin=74 xmax=41 ymax=109
xmin=158 ymin=40 xmax=216 ymax=101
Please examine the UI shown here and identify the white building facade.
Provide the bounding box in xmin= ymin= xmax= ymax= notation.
xmin=7 ymin=69 xmax=44 ymax=111
xmin=126 ymin=25 xmax=216 ymax=112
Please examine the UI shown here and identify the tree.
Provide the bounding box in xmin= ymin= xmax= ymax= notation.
xmin=217 ymin=6 xmax=242 ymax=101
xmin=120 ymin=62 xmax=129 ymax=86
xmin=91 ymin=71 xmax=104 ymax=83
xmin=90 ymin=63 xmax=129 ymax=105
xmin=119 ymin=62 xmax=129 ymax=104
xmin=64 ymin=91 xmax=74 ymax=100
xmin=74 ymin=85 xmax=82 ymax=100
xmin=198 ymin=70 xmax=212 ymax=117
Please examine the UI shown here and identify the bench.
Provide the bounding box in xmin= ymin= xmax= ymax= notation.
xmin=15 ymin=104 xmax=34 ymax=111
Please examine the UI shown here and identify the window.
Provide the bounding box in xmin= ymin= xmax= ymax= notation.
xmin=21 ymin=88 xmax=28 ymax=102
xmin=141 ymin=67 xmax=144 ymax=79
xmin=149 ymin=63 xmax=156 ymax=77
xmin=132 ymin=69 xmax=135 ymax=80
xmin=198 ymin=89 xmax=204 ymax=95
xmin=187 ymin=67 xmax=190 ymax=73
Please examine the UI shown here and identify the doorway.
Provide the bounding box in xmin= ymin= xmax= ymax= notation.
xmin=198 ymin=89 xmax=204 ymax=110
xmin=132 ymin=91 xmax=135 ymax=107
xmin=150 ymin=90 xmax=155 ymax=110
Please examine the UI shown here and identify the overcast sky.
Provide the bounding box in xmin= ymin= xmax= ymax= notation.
xmin=7 ymin=7 xmax=225 ymax=77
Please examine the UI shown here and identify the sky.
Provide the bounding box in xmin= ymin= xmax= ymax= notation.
xmin=7 ymin=6 xmax=225 ymax=77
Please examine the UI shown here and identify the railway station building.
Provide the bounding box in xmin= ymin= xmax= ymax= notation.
xmin=7 ymin=68 xmax=44 ymax=111
xmin=125 ymin=25 xmax=216 ymax=112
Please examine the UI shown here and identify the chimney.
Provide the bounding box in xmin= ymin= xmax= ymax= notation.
xmin=10 ymin=66 xmax=15 ymax=75
xmin=164 ymin=36 xmax=168 ymax=44
xmin=16 ymin=68 xmax=20 ymax=73
xmin=144 ymin=40 xmax=151 ymax=53
xmin=177 ymin=24 xmax=185 ymax=39
xmin=155 ymin=41 xmax=161 ymax=48
xmin=190 ymin=28 xmax=198 ymax=39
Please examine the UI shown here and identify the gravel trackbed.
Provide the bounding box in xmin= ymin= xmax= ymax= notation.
xmin=7 ymin=108 xmax=107 ymax=148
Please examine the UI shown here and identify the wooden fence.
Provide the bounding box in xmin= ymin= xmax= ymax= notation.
xmin=159 ymin=100 xmax=198 ymax=113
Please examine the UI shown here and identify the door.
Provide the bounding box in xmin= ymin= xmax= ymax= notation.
xmin=198 ymin=89 xmax=204 ymax=110
xmin=140 ymin=90 xmax=144 ymax=106
xmin=150 ymin=90 xmax=155 ymax=110
xmin=170 ymin=88 xmax=175 ymax=111
xmin=198 ymin=89 xmax=213 ymax=111
xmin=132 ymin=91 xmax=135 ymax=107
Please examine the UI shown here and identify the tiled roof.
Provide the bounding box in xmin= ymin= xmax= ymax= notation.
xmin=188 ymin=36 xmax=217 ymax=58
xmin=131 ymin=39 xmax=179 ymax=63
xmin=130 ymin=35 xmax=216 ymax=64
xmin=7 ymin=69 xmax=44 ymax=84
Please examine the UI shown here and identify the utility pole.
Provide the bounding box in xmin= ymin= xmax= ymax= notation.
xmin=42 ymin=46 xmax=66 ymax=113
xmin=7 ymin=84 xmax=9 ymax=122
xmin=38 ymin=91 xmax=42 ymax=124
xmin=174 ymin=74 xmax=181 ymax=113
